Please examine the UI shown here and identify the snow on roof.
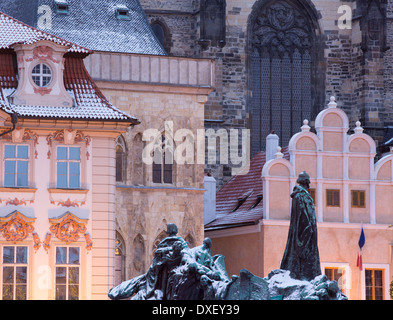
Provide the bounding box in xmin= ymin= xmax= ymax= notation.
xmin=0 ymin=13 xmax=138 ymax=123
xmin=0 ymin=55 xmax=138 ymax=122
xmin=0 ymin=11 xmax=91 ymax=54
xmin=205 ymin=148 xmax=290 ymax=231
xmin=0 ymin=0 xmax=167 ymax=55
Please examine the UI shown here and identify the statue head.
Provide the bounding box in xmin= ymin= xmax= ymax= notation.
xmin=172 ymin=241 xmax=183 ymax=255
xmin=297 ymin=171 xmax=310 ymax=189
xmin=166 ymin=223 xmax=178 ymax=237
xmin=202 ymin=238 xmax=212 ymax=249
xmin=200 ymin=274 xmax=212 ymax=287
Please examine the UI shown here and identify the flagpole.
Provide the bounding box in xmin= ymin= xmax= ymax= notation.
xmin=357 ymin=223 xmax=365 ymax=300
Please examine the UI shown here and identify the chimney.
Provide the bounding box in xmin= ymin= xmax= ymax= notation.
xmin=204 ymin=175 xmax=216 ymax=225
xmin=266 ymin=132 xmax=279 ymax=162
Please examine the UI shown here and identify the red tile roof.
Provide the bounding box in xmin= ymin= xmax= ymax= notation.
xmin=0 ymin=11 xmax=138 ymax=123
xmin=205 ymin=148 xmax=290 ymax=231
xmin=0 ymin=11 xmax=91 ymax=54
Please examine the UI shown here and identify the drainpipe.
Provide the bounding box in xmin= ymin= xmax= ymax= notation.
xmin=0 ymin=112 xmax=18 ymax=137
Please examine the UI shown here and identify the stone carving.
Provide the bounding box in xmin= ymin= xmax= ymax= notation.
xmin=280 ymin=171 xmax=321 ymax=281
xmin=108 ymin=222 xmax=346 ymax=300
xmin=200 ymin=0 xmax=226 ymax=49
xmin=252 ymin=1 xmax=312 ymax=57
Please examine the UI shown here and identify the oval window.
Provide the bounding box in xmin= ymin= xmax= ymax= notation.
xmin=32 ymin=63 xmax=52 ymax=87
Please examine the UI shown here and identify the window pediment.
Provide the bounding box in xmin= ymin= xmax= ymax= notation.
xmin=0 ymin=210 xmax=36 ymax=242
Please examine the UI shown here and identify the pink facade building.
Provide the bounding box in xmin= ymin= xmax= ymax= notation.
xmin=206 ymin=97 xmax=393 ymax=300
xmin=0 ymin=12 xmax=138 ymax=299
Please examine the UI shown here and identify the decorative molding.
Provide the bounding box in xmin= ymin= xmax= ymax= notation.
xmin=32 ymin=231 xmax=41 ymax=253
xmin=5 ymin=198 xmax=29 ymax=206
xmin=0 ymin=211 xmax=36 ymax=242
xmin=47 ymin=213 xmax=93 ymax=251
xmin=25 ymin=46 xmax=60 ymax=64
xmin=46 ymin=129 xmax=91 ymax=159
xmin=252 ymin=0 xmax=313 ymax=57
xmin=84 ymin=232 xmax=93 ymax=251
xmin=33 ymin=86 xmax=52 ymax=96
xmin=51 ymin=197 xmax=86 ymax=208
xmin=1 ymin=128 xmax=39 ymax=158
xmin=49 ymin=212 xmax=88 ymax=243
xmin=43 ymin=232 xmax=51 ymax=253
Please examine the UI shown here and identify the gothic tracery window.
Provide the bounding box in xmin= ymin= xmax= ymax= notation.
xmin=115 ymin=231 xmax=126 ymax=285
xmin=116 ymin=136 xmax=126 ymax=183
xmin=249 ymin=0 xmax=321 ymax=154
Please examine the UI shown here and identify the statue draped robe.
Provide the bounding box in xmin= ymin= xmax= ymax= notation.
xmin=280 ymin=185 xmax=321 ymax=281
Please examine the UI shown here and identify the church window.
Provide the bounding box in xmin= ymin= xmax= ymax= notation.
xmin=115 ymin=232 xmax=126 ymax=285
xmin=249 ymin=0 xmax=322 ymax=154
xmin=152 ymin=135 xmax=173 ymax=184
xmin=150 ymin=20 xmax=170 ymax=54
xmin=116 ymin=136 xmax=127 ymax=183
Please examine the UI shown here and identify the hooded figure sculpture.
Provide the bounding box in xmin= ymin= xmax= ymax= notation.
xmin=280 ymin=171 xmax=321 ymax=281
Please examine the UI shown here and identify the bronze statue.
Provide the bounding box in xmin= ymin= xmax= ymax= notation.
xmin=109 ymin=221 xmax=346 ymax=300
xmin=280 ymin=171 xmax=321 ymax=280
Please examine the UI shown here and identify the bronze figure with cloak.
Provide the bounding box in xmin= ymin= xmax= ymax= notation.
xmin=280 ymin=171 xmax=321 ymax=281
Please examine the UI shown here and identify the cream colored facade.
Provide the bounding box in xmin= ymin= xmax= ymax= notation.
xmin=0 ymin=120 xmax=128 ymax=299
xmin=206 ymin=97 xmax=393 ymax=300
xmin=84 ymin=52 xmax=215 ymax=280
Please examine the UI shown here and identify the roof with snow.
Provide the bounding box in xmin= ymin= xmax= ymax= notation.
xmin=0 ymin=0 xmax=167 ymax=55
xmin=0 ymin=10 xmax=90 ymax=53
xmin=0 ymin=11 xmax=138 ymax=123
xmin=205 ymin=148 xmax=290 ymax=231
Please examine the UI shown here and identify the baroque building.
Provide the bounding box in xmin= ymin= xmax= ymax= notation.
xmin=0 ymin=11 xmax=138 ymax=299
xmin=141 ymin=0 xmax=393 ymax=187
xmin=0 ymin=0 xmax=215 ymax=284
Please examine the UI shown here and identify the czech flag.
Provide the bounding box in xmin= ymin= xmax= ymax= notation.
xmin=357 ymin=227 xmax=365 ymax=271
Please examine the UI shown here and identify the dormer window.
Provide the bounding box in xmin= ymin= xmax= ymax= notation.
xmin=115 ymin=6 xmax=130 ymax=20
xmin=54 ymin=0 xmax=69 ymax=14
xmin=32 ymin=63 xmax=52 ymax=88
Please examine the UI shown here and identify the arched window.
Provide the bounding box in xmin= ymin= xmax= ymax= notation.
xmin=132 ymin=133 xmax=144 ymax=186
xmin=114 ymin=231 xmax=126 ymax=285
xmin=248 ymin=0 xmax=323 ymax=154
xmin=152 ymin=134 xmax=173 ymax=184
xmin=133 ymin=234 xmax=145 ymax=274
xmin=116 ymin=136 xmax=127 ymax=183
xmin=151 ymin=20 xmax=171 ymax=54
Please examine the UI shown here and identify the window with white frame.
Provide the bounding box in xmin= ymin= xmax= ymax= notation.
xmin=32 ymin=63 xmax=52 ymax=87
xmin=2 ymin=246 xmax=28 ymax=300
xmin=365 ymin=268 xmax=384 ymax=300
xmin=322 ymin=263 xmax=350 ymax=298
xmin=4 ymin=145 xmax=29 ymax=187
xmin=56 ymin=146 xmax=80 ymax=189
xmin=324 ymin=266 xmax=345 ymax=291
xmin=55 ymin=246 xmax=80 ymax=300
